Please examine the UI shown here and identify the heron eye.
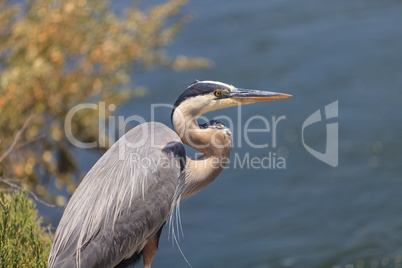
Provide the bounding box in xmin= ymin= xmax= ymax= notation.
xmin=214 ymin=91 xmax=222 ymax=97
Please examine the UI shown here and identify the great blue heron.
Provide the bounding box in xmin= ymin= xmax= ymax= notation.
xmin=47 ymin=81 xmax=291 ymax=268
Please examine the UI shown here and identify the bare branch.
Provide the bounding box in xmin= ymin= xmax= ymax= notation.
xmin=0 ymin=177 xmax=56 ymax=208
xmin=0 ymin=115 xmax=32 ymax=163
xmin=15 ymin=133 xmax=46 ymax=150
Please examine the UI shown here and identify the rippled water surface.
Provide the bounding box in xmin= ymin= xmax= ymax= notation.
xmin=42 ymin=1 xmax=402 ymax=267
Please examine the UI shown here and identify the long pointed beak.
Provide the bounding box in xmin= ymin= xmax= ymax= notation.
xmin=229 ymin=88 xmax=292 ymax=105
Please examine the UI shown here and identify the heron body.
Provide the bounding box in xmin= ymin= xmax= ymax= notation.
xmin=48 ymin=81 xmax=290 ymax=268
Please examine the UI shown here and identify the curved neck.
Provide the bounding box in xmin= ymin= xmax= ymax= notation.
xmin=172 ymin=110 xmax=232 ymax=198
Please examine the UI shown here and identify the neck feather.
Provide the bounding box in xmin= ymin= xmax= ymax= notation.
xmin=172 ymin=109 xmax=232 ymax=198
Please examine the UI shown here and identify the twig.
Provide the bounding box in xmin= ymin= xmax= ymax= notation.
xmin=0 ymin=114 xmax=33 ymax=163
xmin=0 ymin=177 xmax=56 ymax=208
xmin=15 ymin=133 xmax=46 ymax=150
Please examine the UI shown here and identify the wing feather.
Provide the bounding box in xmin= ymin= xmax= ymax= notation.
xmin=48 ymin=122 xmax=185 ymax=268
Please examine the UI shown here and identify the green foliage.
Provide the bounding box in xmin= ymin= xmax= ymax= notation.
xmin=0 ymin=190 xmax=53 ymax=267
xmin=0 ymin=0 xmax=210 ymax=199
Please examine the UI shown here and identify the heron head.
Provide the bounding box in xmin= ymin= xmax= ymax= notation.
xmin=171 ymin=80 xmax=291 ymax=120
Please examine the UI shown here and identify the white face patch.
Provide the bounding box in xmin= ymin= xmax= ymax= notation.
xmin=199 ymin=97 xmax=238 ymax=115
xmin=179 ymin=93 xmax=239 ymax=115
xmin=173 ymin=81 xmax=239 ymax=131
xmin=172 ymin=93 xmax=238 ymax=130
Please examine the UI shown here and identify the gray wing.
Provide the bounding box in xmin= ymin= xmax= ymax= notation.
xmin=48 ymin=122 xmax=186 ymax=268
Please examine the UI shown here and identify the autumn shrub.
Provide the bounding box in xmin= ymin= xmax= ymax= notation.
xmin=0 ymin=0 xmax=209 ymax=200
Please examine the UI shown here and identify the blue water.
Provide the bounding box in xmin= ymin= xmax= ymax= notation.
xmin=40 ymin=0 xmax=402 ymax=267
